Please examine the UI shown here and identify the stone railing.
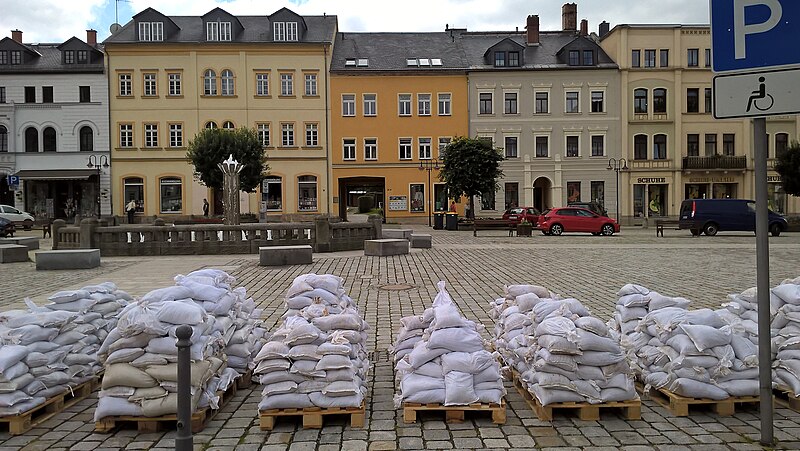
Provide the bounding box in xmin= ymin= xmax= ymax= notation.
xmin=52 ymin=216 xmax=382 ymax=256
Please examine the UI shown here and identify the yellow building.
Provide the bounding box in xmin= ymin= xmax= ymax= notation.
xmin=330 ymin=32 xmax=469 ymax=222
xmin=600 ymin=24 xmax=799 ymax=220
xmin=104 ymin=7 xmax=337 ymax=220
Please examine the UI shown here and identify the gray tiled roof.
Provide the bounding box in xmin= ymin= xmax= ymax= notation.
xmin=330 ymin=32 xmax=467 ymax=72
xmin=104 ymin=15 xmax=337 ymax=44
xmin=0 ymin=38 xmax=103 ymax=74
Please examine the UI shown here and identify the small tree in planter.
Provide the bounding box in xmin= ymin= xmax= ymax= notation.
xmin=517 ymin=219 xmax=533 ymax=237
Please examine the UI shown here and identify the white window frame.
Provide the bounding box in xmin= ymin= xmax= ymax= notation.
xmin=138 ymin=22 xmax=151 ymax=41
xmin=419 ymin=137 xmax=432 ymax=160
xmin=159 ymin=177 xmax=182 ymax=214
xmin=143 ymin=73 xmax=157 ymax=97
xmin=535 ymin=89 xmax=550 ymax=114
xmin=204 ymin=70 xmax=217 ymax=96
xmin=286 ymin=22 xmax=298 ymax=41
xmin=119 ymin=73 xmax=132 ymax=96
xmin=438 ymin=93 xmax=451 ymax=116
xmin=534 ymin=134 xmax=549 ymax=158
xmin=206 ymin=22 xmax=219 ymax=41
xmin=504 ymin=90 xmax=519 ymax=115
xmin=221 ymin=69 xmax=235 ymax=96
xmin=256 ymin=73 xmax=269 ymax=96
xmin=590 ymin=134 xmax=606 ymax=157
xmin=304 ymin=74 xmax=317 ymax=96
xmin=504 ymin=135 xmax=519 ymax=158
xmin=364 ymin=138 xmax=378 ymax=160
xmin=565 ymin=135 xmax=580 ymax=158
xmin=168 ymin=73 xmax=181 ymax=96
xmin=479 ymin=92 xmax=493 ymax=115
xmin=343 ymin=138 xmax=356 ymax=160
xmin=220 ymin=22 xmax=231 ymax=41
xmin=152 ymin=22 xmax=163 ymax=41
xmin=280 ymin=73 xmax=293 ymax=96
xmin=363 ymin=94 xmax=377 ymax=116
xmin=305 ymin=123 xmax=318 ymax=147
xmin=274 ymin=22 xmax=286 ymax=41
xmin=398 ymin=94 xmax=412 ymax=116
xmin=281 ymin=123 xmax=294 ymax=147
xmin=418 ymin=94 xmax=431 ymax=116
xmin=144 ymin=123 xmax=158 ymax=148
xmin=169 ymin=123 xmax=183 ymax=148
xmin=342 ymin=94 xmax=356 ymax=117
xmin=222 ymin=121 xmax=235 ymax=130
xmin=120 ymin=124 xmax=133 ymax=148
xmin=399 ymin=138 xmax=413 ymax=160
xmin=438 ymin=137 xmax=451 ymax=155
xmin=565 ymin=90 xmax=580 ymax=114
xmin=257 ymin=123 xmax=270 ymax=147
xmin=590 ymin=90 xmax=605 ymax=113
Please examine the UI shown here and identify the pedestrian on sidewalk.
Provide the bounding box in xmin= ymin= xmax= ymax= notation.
xmin=126 ymin=199 xmax=137 ymax=224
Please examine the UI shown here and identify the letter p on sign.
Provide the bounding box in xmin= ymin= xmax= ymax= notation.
xmin=734 ymin=0 xmax=783 ymax=59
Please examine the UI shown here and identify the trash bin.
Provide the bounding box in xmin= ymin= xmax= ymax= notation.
xmin=445 ymin=212 xmax=459 ymax=231
xmin=433 ymin=212 xmax=444 ymax=230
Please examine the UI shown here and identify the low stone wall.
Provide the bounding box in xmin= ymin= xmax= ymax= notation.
xmin=52 ymin=215 xmax=382 ymax=256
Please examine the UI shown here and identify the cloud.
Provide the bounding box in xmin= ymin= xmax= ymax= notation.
xmin=0 ymin=0 xmax=106 ymax=43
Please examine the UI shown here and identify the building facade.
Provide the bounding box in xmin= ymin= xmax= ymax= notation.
xmin=330 ymin=32 xmax=469 ymax=221
xmin=462 ymin=5 xmax=622 ymax=217
xmin=0 ymin=29 xmax=110 ymax=220
xmin=600 ymin=24 xmax=799 ymax=221
xmin=104 ymin=7 xmax=336 ymax=220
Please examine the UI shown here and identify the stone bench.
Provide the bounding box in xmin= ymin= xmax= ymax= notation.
xmin=0 ymin=244 xmax=29 ymax=263
xmin=259 ymin=245 xmax=313 ymax=266
xmin=0 ymin=236 xmax=40 ymax=250
xmin=410 ymin=234 xmax=432 ymax=249
xmin=382 ymin=229 xmax=413 ymax=240
xmin=36 ymin=249 xmax=100 ymax=270
xmin=364 ymin=239 xmax=409 ymax=256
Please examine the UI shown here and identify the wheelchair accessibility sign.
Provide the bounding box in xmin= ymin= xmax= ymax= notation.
xmin=712 ymin=67 xmax=800 ymax=119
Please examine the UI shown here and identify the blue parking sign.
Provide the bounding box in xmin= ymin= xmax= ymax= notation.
xmin=711 ymin=0 xmax=800 ymax=73
xmin=6 ymin=175 xmax=18 ymax=187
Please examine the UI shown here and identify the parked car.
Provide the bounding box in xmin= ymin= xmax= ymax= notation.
xmin=502 ymin=207 xmax=540 ymax=225
xmin=537 ymin=207 xmax=620 ymax=236
xmin=678 ymin=198 xmax=788 ymax=236
xmin=567 ymin=201 xmax=608 ymax=217
xmin=0 ymin=217 xmax=15 ymax=237
xmin=0 ymin=205 xmax=35 ymax=230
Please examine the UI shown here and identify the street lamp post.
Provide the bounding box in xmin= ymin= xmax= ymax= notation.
xmin=87 ymin=155 xmax=109 ymax=218
xmin=606 ymin=158 xmax=628 ymax=223
xmin=418 ymin=158 xmax=440 ymax=227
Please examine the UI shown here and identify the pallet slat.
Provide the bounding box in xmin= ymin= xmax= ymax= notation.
xmin=637 ymin=382 xmax=758 ymax=417
xmin=402 ymin=401 xmax=506 ymax=424
xmin=0 ymin=374 xmax=101 ymax=435
xmin=773 ymin=386 xmax=800 ymax=412
xmin=514 ymin=369 xmax=640 ymax=421
xmin=259 ymin=401 xmax=365 ymax=430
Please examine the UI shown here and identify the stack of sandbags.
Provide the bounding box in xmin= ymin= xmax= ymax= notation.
xmin=390 ymin=315 xmax=430 ymax=364
xmin=394 ymin=281 xmax=504 ymax=407
xmin=174 ymin=269 xmax=266 ymax=376
xmin=515 ymin=297 xmax=637 ymax=406
xmin=771 ymin=277 xmax=800 ymax=394
xmin=94 ymin=285 xmax=228 ymax=421
xmin=491 ymin=285 xmax=552 ymax=374
xmin=254 ymin=273 xmax=370 ymax=410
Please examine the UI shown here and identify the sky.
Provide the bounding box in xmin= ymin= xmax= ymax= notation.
xmin=0 ymin=0 xmax=710 ymax=44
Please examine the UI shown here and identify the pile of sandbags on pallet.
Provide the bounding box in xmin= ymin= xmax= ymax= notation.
xmin=254 ymin=273 xmax=370 ymax=410
xmin=94 ymin=270 xmax=249 ymax=421
xmin=513 ymin=296 xmax=637 ymax=406
xmin=491 ymin=285 xmax=552 ymax=375
xmin=394 ymin=281 xmax=504 ymax=406
xmin=771 ymin=277 xmax=800 ymax=394
xmin=0 ymin=283 xmax=132 ymax=416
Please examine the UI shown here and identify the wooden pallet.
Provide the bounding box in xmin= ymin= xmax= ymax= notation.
xmin=638 ymin=382 xmax=758 ymax=417
xmin=0 ymin=375 xmax=101 ymax=435
xmin=259 ymin=401 xmax=365 ymax=430
xmin=236 ymin=369 xmax=253 ymax=389
xmin=402 ymin=401 xmax=506 ymax=424
xmin=512 ymin=370 xmax=640 ymax=421
xmin=774 ymin=386 xmax=800 ymax=412
xmin=95 ymin=376 xmax=238 ymax=433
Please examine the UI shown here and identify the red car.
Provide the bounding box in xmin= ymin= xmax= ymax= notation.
xmin=502 ymin=207 xmax=540 ymax=225
xmin=537 ymin=207 xmax=620 ymax=236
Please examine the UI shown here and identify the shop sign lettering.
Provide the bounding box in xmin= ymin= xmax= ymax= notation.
xmin=768 ymin=175 xmax=782 ymax=182
xmin=636 ymin=177 xmax=666 ymax=184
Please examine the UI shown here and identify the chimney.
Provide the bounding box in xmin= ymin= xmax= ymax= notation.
xmin=526 ymin=15 xmax=540 ymax=46
xmin=86 ymin=29 xmax=97 ymax=46
xmin=562 ymin=3 xmax=577 ymax=31
xmin=11 ymin=29 xmax=22 ymax=43
xmin=599 ymin=21 xmax=610 ymax=38
xmin=580 ymin=19 xmax=588 ymax=36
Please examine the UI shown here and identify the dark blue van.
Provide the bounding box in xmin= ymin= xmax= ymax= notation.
xmin=678 ymin=199 xmax=788 ymax=236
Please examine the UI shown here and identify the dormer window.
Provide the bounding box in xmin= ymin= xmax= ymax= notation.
xmin=406 ymin=58 xmax=417 ymax=66
xmin=207 ymin=21 xmax=232 ymax=41
xmin=568 ymin=50 xmax=580 ymax=66
xmin=357 ymin=59 xmax=368 ymax=67
xmin=274 ymin=22 xmax=285 ymax=41
xmin=139 ymin=22 xmax=164 ymax=41
xmin=286 ymin=22 xmax=298 ymax=41
xmin=431 ymin=59 xmax=443 ymax=66
xmin=345 ymin=59 xmax=356 ymax=66
xmin=494 ymin=51 xmax=505 ymax=67
xmin=77 ymin=50 xmax=87 ymax=63
xmin=583 ymin=50 xmax=594 ymax=66
xmin=419 ymin=58 xmax=430 ymax=66
xmin=10 ymin=51 xmax=21 ymax=65
xmin=64 ymin=50 xmax=75 ymax=64
xmin=508 ymin=52 xmax=519 ymax=67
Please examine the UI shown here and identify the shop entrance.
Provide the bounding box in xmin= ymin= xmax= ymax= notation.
xmin=337 ymin=177 xmax=385 ymax=221
xmin=532 ymin=177 xmax=553 ymax=212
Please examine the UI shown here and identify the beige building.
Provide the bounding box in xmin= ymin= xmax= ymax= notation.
xmin=600 ymin=24 xmax=798 ymax=222
xmin=104 ymin=7 xmax=336 ymax=220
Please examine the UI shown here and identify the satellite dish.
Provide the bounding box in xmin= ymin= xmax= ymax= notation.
xmin=109 ymin=23 xmax=121 ymax=34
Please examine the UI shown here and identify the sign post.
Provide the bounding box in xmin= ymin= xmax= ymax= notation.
xmin=710 ymin=0 xmax=800 ymax=445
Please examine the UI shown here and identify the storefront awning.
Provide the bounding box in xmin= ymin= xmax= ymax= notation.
xmin=14 ymin=169 xmax=97 ymax=180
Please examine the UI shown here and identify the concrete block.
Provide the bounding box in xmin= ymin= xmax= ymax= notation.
xmin=382 ymin=229 xmax=413 ymax=240
xmin=0 ymin=244 xmax=29 ymax=263
xmin=0 ymin=236 xmax=40 ymax=250
xmin=259 ymin=245 xmax=313 ymax=266
xmin=36 ymin=249 xmax=100 ymax=270
xmin=364 ymin=239 xmax=409 ymax=256
xmin=410 ymin=234 xmax=432 ymax=249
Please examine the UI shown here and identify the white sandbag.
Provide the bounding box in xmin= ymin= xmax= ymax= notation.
xmin=259 ymin=393 xmax=314 ymax=410
xmin=617 ymin=284 xmax=650 ymax=297
xmin=444 ymin=371 xmax=478 ymax=406
xmin=155 ymin=300 xmax=206 ymax=325
xmin=668 ymin=378 xmax=729 ymax=400
xmin=531 ymin=385 xmax=584 ymax=405
xmin=679 ymin=324 xmax=731 ymax=351
xmin=102 ymin=363 xmax=158 ymax=389
xmin=427 ymin=328 xmax=483 ymax=353
xmin=0 ymin=373 xmax=35 ymax=393
xmin=440 ymin=351 xmax=495 ymax=374
xmin=0 ymin=346 xmax=29 ymax=373
xmin=48 ymin=290 xmax=91 ymax=304
xmin=0 ymin=397 xmax=45 ymax=416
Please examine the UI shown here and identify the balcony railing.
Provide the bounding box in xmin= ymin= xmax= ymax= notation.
xmin=682 ymin=155 xmax=747 ymax=170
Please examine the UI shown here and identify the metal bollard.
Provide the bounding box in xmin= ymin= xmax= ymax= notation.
xmin=175 ymin=325 xmax=193 ymax=451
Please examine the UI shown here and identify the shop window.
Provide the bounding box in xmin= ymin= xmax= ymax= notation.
xmin=633 ymin=185 xmax=646 ymax=218
xmin=159 ymin=177 xmax=182 ymax=213
xmin=591 ymin=181 xmax=605 ymax=212
xmin=713 ymin=183 xmax=736 ymax=199
xmin=261 ymin=176 xmax=282 ymax=211
xmin=410 ymin=184 xmax=424 ymax=212
xmin=298 ymin=175 xmax=317 ymax=211
xmin=648 ymin=185 xmax=667 ymax=217
xmin=768 ymin=183 xmax=786 ymax=214
xmin=567 ymin=181 xmax=581 ymax=203
xmin=686 ymin=184 xmax=709 ymax=200
xmin=123 ymin=177 xmax=144 ymax=212
xmin=480 ymin=189 xmax=496 ymax=211
xmin=434 ymin=184 xmax=448 ymax=212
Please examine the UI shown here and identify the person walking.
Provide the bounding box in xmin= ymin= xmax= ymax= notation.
xmin=203 ymin=198 xmax=210 ymax=217
xmin=126 ymin=199 xmax=137 ymax=224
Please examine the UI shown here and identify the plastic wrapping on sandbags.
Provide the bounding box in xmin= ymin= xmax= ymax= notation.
xmin=254 ymin=273 xmax=370 ymax=410
xmin=393 ymin=281 xmax=505 ymax=407
xmin=0 ymin=282 xmax=130 ymax=416
xmin=771 ymin=276 xmax=800 ymax=395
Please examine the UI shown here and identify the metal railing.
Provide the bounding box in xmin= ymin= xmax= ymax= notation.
xmin=682 ymin=155 xmax=747 ymax=170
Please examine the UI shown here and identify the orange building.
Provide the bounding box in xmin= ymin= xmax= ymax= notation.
xmin=330 ymin=31 xmax=469 ymax=222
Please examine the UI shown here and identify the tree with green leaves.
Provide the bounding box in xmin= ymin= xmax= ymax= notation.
xmin=775 ymin=140 xmax=800 ymax=197
xmin=186 ymin=127 xmax=267 ymax=192
xmin=438 ymin=136 xmax=504 ymax=218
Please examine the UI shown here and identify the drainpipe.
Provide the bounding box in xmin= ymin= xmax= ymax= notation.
xmin=324 ymin=42 xmax=332 ymax=217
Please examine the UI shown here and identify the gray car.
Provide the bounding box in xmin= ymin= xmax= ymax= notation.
xmin=0 ymin=204 xmax=35 ymax=230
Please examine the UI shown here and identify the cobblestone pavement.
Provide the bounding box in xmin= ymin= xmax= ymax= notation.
xmin=1 ymin=227 xmax=799 ymax=450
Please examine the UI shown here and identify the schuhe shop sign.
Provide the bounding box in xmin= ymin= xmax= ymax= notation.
xmin=635 ymin=177 xmax=667 ymax=184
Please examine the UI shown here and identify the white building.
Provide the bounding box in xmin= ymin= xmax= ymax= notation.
xmin=0 ymin=29 xmax=110 ymax=220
